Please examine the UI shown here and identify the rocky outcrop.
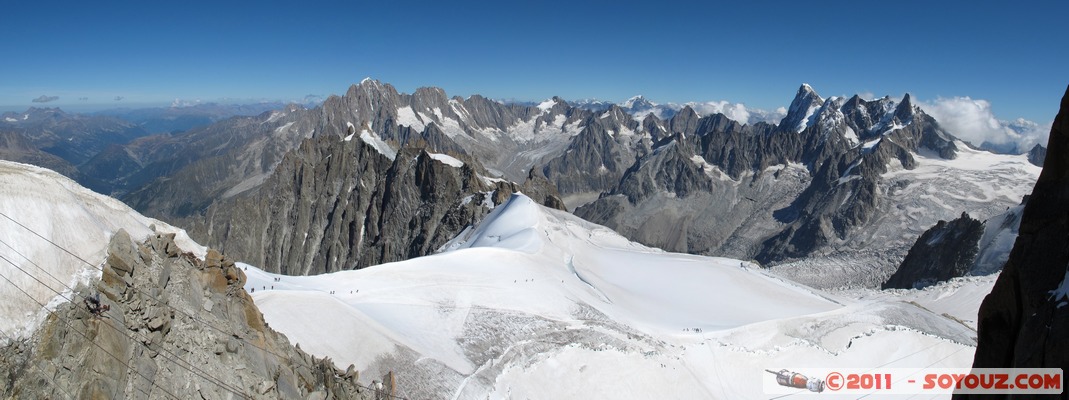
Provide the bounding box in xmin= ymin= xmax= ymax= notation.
xmin=187 ymin=134 xmax=563 ymax=275
xmin=882 ymin=212 xmax=984 ymax=289
xmin=0 ymin=230 xmax=369 ymax=400
xmin=754 ymin=93 xmax=958 ymax=264
xmin=1028 ymin=143 xmax=1047 ymax=166
xmin=320 ymin=80 xmax=595 ymax=181
xmin=960 ymin=85 xmax=1069 ymax=398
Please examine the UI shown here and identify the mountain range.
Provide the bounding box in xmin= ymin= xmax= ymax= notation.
xmin=0 ymin=80 xmax=1041 ymax=288
xmin=0 ymin=78 xmax=1057 ymax=398
xmin=0 ymin=161 xmax=982 ymax=398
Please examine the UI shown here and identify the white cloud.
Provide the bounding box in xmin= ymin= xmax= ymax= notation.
xmin=919 ymin=96 xmax=1050 ymax=153
xmin=685 ymin=101 xmax=752 ymax=124
xmin=679 ymin=101 xmax=786 ymax=125
xmin=31 ymin=95 xmax=59 ymax=103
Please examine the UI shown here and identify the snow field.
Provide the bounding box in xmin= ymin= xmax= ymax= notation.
xmin=246 ymin=194 xmax=981 ymax=399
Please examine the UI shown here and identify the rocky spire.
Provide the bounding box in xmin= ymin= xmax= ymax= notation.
xmin=781 ymin=83 xmax=825 ymax=133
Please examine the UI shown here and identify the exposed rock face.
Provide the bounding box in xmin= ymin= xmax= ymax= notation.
xmin=109 ymin=81 xmax=575 ymax=276
xmin=186 ymin=134 xmax=563 ymax=275
xmin=321 ymin=80 xmax=595 ymax=181
xmin=0 ymin=230 xmax=368 ymax=400
xmin=961 ymin=85 xmax=1069 ymax=398
xmin=1028 ymin=143 xmax=1047 ymax=166
xmin=755 ymin=93 xmax=957 ymax=264
xmin=882 ymin=212 xmax=984 ymax=289
xmin=541 ymin=110 xmax=649 ymax=200
xmin=3 ymin=81 xmax=1025 ymax=286
xmin=576 ymin=85 xmax=964 ymax=272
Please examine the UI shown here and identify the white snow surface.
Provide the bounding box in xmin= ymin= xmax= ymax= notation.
xmin=536 ymin=98 xmax=557 ymax=112
xmin=395 ymin=106 xmax=426 ymax=132
xmin=842 ymin=274 xmax=998 ymax=330
xmin=971 ymin=204 xmax=1024 ymax=276
xmin=883 ymin=142 xmax=1040 ymax=205
xmin=0 ymin=161 xmax=204 ymax=338
xmin=427 ymin=152 xmax=464 ymax=168
xmin=357 ymin=127 xmax=397 ymax=160
xmin=247 ymin=194 xmax=980 ymax=399
xmin=797 ymin=101 xmax=822 ymax=133
xmin=3 ymin=117 xmax=15 ymax=123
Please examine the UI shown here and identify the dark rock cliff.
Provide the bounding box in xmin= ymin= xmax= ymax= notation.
xmin=958 ymin=84 xmax=1069 ymax=399
xmin=882 ymin=212 xmax=984 ymax=289
xmin=187 ymin=134 xmax=563 ymax=275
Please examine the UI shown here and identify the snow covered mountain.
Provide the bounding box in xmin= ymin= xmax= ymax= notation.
xmin=0 ymin=79 xmax=1038 ymax=289
xmin=0 ymin=150 xmax=999 ymax=399
xmin=241 ymin=193 xmax=980 ymax=399
xmin=576 ymin=84 xmax=1040 ymax=288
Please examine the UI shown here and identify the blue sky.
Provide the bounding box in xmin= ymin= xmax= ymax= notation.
xmin=2 ymin=1 xmax=1066 ymax=124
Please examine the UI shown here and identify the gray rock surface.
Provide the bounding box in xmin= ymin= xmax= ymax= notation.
xmin=882 ymin=212 xmax=984 ymax=289
xmin=1027 ymin=143 xmax=1047 ymax=166
xmin=541 ymin=113 xmax=648 ymax=197
xmin=0 ymin=230 xmax=369 ymax=400
xmin=186 ymin=134 xmax=563 ymax=275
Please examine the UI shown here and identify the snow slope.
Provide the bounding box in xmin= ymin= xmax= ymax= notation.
xmin=246 ymin=194 xmax=979 ymax=399
xmin=0 ymin=161 xmax=204 ymax=337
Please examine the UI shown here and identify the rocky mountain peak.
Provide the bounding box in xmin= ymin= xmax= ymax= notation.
xmin=782 ymin=83 xmax=826 ymax=133
xmin=894 ymin=93 xmax=917 ymax=123
xmin=668 ymin=105 xmax=700 ymax=135
xmin=412 ymin=86 xmax=450 ymax=106
xmin=345 ymin=78 xmax=399 ymax=103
